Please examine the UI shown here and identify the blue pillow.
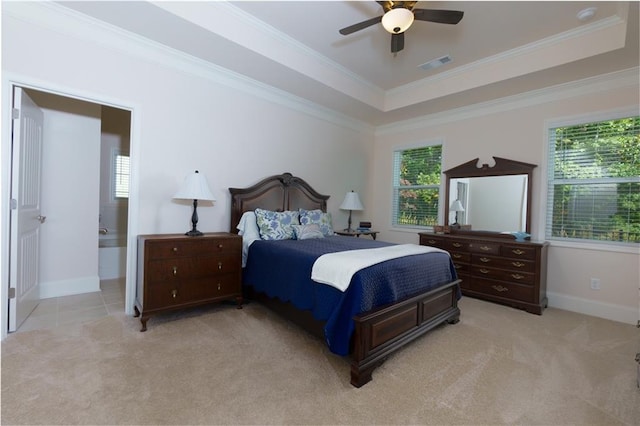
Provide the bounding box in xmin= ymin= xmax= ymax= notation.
xmin=255 ymin=208 xmax=299 ymax=240
xmin=299 ymin=208 xmax=334 ymax=236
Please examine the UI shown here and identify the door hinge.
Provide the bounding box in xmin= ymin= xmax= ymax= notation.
xmin=12 ymin=108 xmax=19 ymax=119
xmin=8 ymin=287 xmax=16 ymax=299
xmin=10 ymin=199 xmax=17 ymax=210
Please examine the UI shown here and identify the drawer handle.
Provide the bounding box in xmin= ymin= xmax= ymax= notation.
xmin=218 ymin=261 xmax=223 ymax=270
xmin=172 ymin=247 xmax=178 ymax=253
xmin=452 ymin=243 xmax=462 ymax=247
xmin=217 ymin=283 xmax=221 ymax=291
xmin=479 ymin=257 xmax=490 ymax=263
xmin=479 ymin=268 xmax=490 ymax=274
xmin=512 ymin=261 xmax=525 ymax=268
xmin=171 ymin=289 xmax=177 ymax=298
xmin=218 ymin=243 xmax=224 ymax=249
xmin=480 ymin=246 xmax=491 ymax=251
xmin=172 ymin=266 xmax=177 ymax=276
xmin=492 ymin=285 xmax=508 ymax=292
xmin=512 ymin=249 xmax=526 ymax=255
xmin=511 ymin=273 xmax=525 ymax=280
xmin=452 ymin=253 xmax=462 ymax=259
xmin=427 ymin=239 xmax=436 ymax=244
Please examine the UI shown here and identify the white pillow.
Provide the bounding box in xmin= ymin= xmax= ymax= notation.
xmin=236 ymin=211 xmax=260 ymax=267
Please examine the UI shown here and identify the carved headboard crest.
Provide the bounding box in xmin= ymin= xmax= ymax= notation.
xmin=229 ymin=172 xmax=330 ymax=233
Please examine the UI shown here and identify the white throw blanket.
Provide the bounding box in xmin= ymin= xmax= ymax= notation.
xmin=311 ymin=244 xmax=448 ymax=292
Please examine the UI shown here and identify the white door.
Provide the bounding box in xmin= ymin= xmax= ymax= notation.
xmin=9 ymin=87 xmax=45 ymax=332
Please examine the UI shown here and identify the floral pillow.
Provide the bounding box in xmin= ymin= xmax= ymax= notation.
xmin=299 ymin=208 xmax=334 ymax=236
xmin=292 ymin=223 xmax=325 ymax=240
xmin=255 ymin=208 xmax=299 ymax=240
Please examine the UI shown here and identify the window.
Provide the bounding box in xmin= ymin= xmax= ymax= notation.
xmin=113 ymin=151 xmax=130 ymax=200
xmin=393 ymin=144 xmax=442 ymax=228
xmin=546 ymin=115 xmax=639 ymax=244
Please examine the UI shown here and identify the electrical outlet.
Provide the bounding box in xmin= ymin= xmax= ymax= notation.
xmin=590 ymin=278 xmax=601 ymax=290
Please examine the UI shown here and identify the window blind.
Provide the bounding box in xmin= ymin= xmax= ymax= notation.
xmin=546 ymin=116 xmax=639 ymax=244
xmin=114 ymin=153 xmax=130 ymax=199
xmin=392 ymin=145 xmax=442 ymax=228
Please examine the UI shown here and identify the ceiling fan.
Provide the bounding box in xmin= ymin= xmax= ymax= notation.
xmin=339 ymin=1 xmax=464 ymax=54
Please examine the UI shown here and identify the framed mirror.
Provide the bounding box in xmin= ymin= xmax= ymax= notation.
xmin=444 ymin=157 xmax=536 ymax=234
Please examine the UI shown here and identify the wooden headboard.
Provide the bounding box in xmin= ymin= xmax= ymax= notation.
xmin=228 ymin=172 xmax=330 ymax=233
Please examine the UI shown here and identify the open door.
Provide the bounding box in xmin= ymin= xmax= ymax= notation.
xmin=9 ymin=87 xmax=45 ymax=332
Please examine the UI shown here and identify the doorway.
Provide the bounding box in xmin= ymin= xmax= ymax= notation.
xmin=7 ymin=84 xmax=134 ymax=332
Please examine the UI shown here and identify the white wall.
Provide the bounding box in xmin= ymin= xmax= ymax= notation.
xmin=371 ymin=72 xmax=640 ymax=325
xmin=0 ymin=2 xmax=373 ymax=335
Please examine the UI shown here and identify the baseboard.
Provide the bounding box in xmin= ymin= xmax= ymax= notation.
xmin=547 ymin=291 xmax=639 ymax=325
xmin=39 ymin=276 xmax=101 ymax=299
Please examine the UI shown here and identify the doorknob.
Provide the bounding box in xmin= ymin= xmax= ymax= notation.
xmin=36 ymin=215 xmax=46 ymax=224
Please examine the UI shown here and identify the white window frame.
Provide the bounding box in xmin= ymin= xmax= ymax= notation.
xmin=111 ymin=148 xmax=130 ymax=201
xmin=391 ymin=141 xmax=444 ymax=231
xmin=544 ymin=108 xmax=639 ymax=252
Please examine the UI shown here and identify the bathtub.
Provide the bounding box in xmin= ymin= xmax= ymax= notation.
xmin=99 ymin=233 xmax=127 ymax=280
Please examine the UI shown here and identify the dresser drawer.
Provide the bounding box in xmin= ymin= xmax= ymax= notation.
xmin=472 ymin=254 xmax=535 ymax=273
xmin=419 ymin=235 xmax=446 ymax=249
xmin=471 ymin=265 xmax=534 ymax=285
xmin=469 ymin=242 xmax=500 ymax=255
xmin=450 ymin=251 xmax=471 ymax=263
xmin=144 ymin=274 xmax=240 ymax=310
xmin=501 ymin=245 xmax=537 ymax=260
xmin=147 ymin=237 xmax=241 ymax=260
xmin=471 ymin=278 xmax=535 ymax=303
xmin=146 ymin=254 xmax=240 ymax=282
xmin=446 ymin=239 xmax=471 ymax=252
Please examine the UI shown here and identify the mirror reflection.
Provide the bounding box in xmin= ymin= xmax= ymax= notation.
xmin=449 ymin=175 xmax=529 ymax=232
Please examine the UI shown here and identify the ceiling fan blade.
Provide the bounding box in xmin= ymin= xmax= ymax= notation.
xmin=391 ymin=32 xmax=404 ymax=53
xmin=339 ymin=15 xmax=383 ymax=35
xmin=413 ymin=9 xmax=464 ymax=25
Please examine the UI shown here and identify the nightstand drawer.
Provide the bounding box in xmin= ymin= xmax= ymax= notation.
xmin=146 ymin=254 xmax=240 ymax=282
xmin=147 ymin=237 xmax=241 ymax=259
xmin=144 ymin=275 xmax=239 ymax=310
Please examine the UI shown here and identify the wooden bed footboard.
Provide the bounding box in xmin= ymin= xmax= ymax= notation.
xmin=350 ymin=279 xmax=461 ymax=387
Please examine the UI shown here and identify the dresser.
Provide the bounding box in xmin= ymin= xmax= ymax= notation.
xmin=419 ymin=232 xmax=548 ymax=314
xmin=135 ymin=233 xmax=242 ymax=331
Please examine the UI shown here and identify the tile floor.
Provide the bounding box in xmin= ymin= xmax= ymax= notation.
xmin=16 ymin=278 xmax=125 ymax=333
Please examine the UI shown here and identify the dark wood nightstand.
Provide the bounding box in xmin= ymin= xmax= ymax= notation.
xmin=134 ymin=232 xmax=242 ymax=331
xmin=334 ymin=230 xmax=379 ymax=240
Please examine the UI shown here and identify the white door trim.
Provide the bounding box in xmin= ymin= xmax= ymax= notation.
xmin=1 ymin=73 xmax=141 ymax=339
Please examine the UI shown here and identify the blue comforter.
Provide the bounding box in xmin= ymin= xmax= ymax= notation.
xmin=242 ymin=235 xmax=458 ymax=355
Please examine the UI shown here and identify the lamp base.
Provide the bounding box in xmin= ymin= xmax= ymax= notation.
xmin=185 ymin=229 xmax=204 ymax=237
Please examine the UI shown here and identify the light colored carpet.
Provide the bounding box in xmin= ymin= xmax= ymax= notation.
xmin=2 ymin=297 xmax=639 ymax=425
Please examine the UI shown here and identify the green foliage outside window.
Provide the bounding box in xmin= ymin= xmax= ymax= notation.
xmin=548 ymin=117 xmax=639 ymax=244
xmin=393 ymin=145 xmax=442 ymax=227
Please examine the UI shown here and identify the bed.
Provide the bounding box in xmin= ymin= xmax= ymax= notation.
xmin=229 ymin=172 xmax=461 ymax=387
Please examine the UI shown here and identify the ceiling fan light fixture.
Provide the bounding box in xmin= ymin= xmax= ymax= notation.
xmin=381 ymin=8 xmax=414 ymax=34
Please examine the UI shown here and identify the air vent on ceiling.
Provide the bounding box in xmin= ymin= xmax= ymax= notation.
xmin=419 ymin=55 xmax=452 ymax=71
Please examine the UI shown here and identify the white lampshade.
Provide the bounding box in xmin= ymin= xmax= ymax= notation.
xmin=340 ymin=191 xmax=364 ymax=211
xmin=381 ymin=8 xmax=414 ymax=34
xmin=450 ymin=199 xmax=465 ymax=212
xmin=173 ymin=170 xmax=216 ymax=201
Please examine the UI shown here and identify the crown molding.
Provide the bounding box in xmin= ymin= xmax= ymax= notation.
xmin=3 ymin=1 xmax=374 ymax=135
xmin=153 ymin=1 xmax=386 ymax=109
xmin=376 ymin=67 xmax=640 ymax=136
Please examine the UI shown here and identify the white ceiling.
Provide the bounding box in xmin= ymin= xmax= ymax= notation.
xmin=57 ymin=1 xmax=639 ymax=126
